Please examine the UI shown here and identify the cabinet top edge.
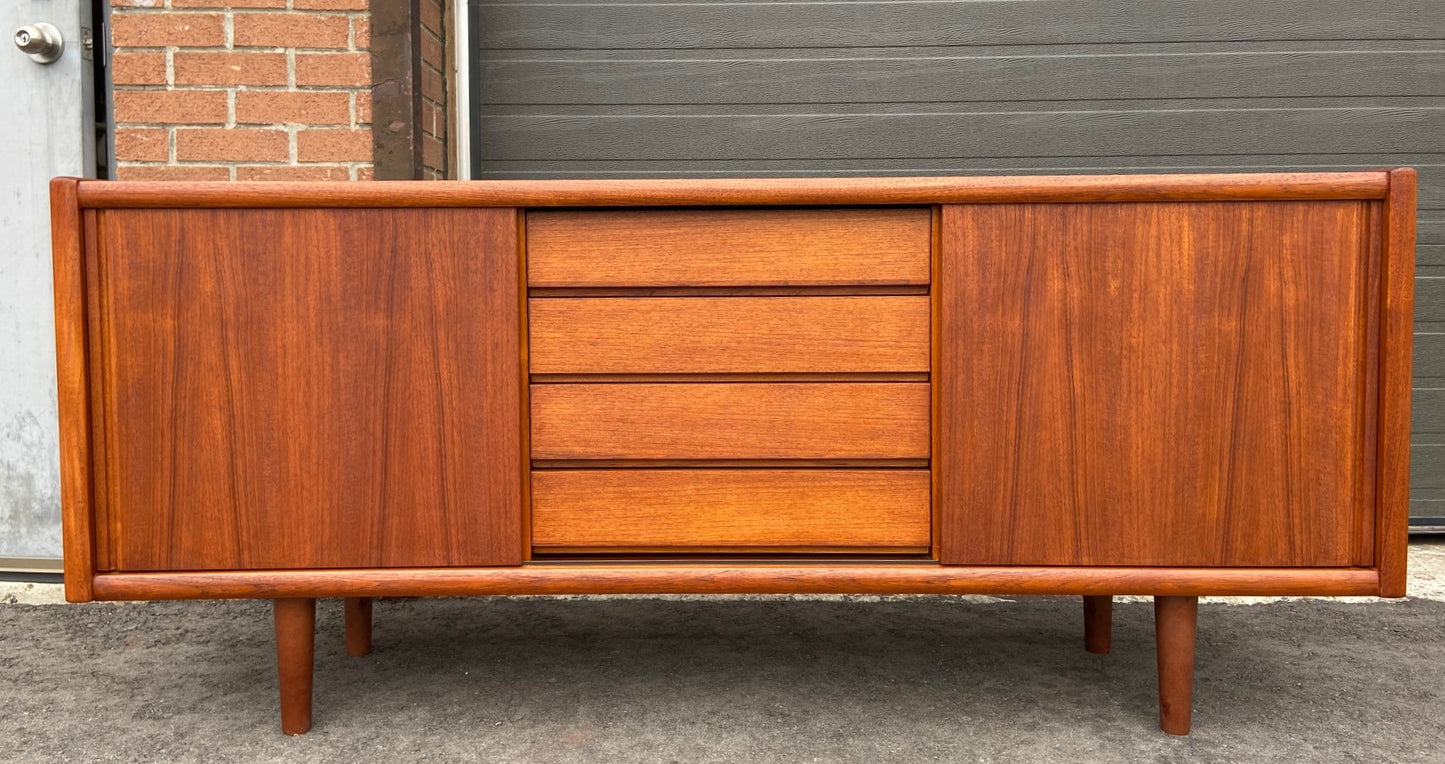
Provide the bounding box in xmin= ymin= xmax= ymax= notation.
xmin=64 ymin=171 xmax=1396 ymax=210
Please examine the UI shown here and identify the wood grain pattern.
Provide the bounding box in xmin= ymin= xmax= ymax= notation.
xmin=343 ymin=597 xmax=372 ymax=657
xmin=528 ymin=296 xmax=930 ymax=373
xmin=274 ymin=598 xmax=315 ymax=735
xmin=97 ymin=208 xmax=523 ymax=571
xmin=73 ymin=173 xmax=1389 ymax=209
xmin=531 ymin=469 xmax=931 ymax=550
xmin=518 ymin=211 xmax=533 ymax=563
xmin=527 ymin=208 xmax=931 ymax=287
xmin=87 ymin=565 xmax=1382 ymax=601
xmin=49 ymin=178 xmax=95 ymax=602
xmin=938 ymin=201 xmax=1372 ymax=567
xmin=85 ymin=209 xmax=114 ymax=575
xmin=1154 ymin=596 xmax=1199 ymax=736
xmin=530 ymin=383 xmax=930 ymax=460
xmin=1378 ymin=168 xmax=1417 ymax=596
xmin=1083 ymin=596 xmax=1113 ymax=655
xmin=1354 ymin=202 xmax=1383 ymax=567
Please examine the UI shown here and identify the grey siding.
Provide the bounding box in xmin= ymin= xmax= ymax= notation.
xmin=469 ymin=0 xmax=1445 ymax=522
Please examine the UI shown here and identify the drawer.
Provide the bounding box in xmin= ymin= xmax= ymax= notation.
xmin=529 ymin=296 xmax=930 ymax=374
xmin=526 ymin=208 xmax=931 ymax=287
xmin=532 ymin=469 xmax=931 ymax=552
xmin=530 ymin=382 xmax=930 ymax=460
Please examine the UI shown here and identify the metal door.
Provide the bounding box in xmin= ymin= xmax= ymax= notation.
xmin=1 ymin=0 xmax=93 ymax=570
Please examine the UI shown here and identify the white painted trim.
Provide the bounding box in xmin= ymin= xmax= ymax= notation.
xmin=452 ymin=0 xmax=472 ymax=179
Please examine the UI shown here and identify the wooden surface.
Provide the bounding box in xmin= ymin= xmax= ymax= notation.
xmin=72 ymin=173 xmax=1389 ymax=209
xmin=49 ymin=178 xmax=95 ymax=602
xmin=938 ymin=201 xmax=1374 ymax=567
xmin=1154 ymin=596 xmax=1199 ymax=736
xmin=274 ymin=598 xmax=315 ymax=736
xmin=1083 ymin=596 xmax=1113 ymax=655
xmin=86 ymin=565 xmax=1382 ymax=600
xmin=527 ymin=208 xmax=930 ymax=287
xmin=530 ymin=382 xmax=930 ymax=460
xmin=1379 ymin=168 xmax=1418 ymax=595
xmin=54 ymin=173 xmax=1411 ymax=603
xmin=531 ymin=469 xmax=930 ymax=551
xmin=528 ymin=296 xmax=930 ymax=373
xmin=53 ymin=174 xmax=1415 ymax=739
xmin=344 ymin=597 xmax=372 ymax=657
xmin=85 ymin=208 xmax=112 ymax=575
xmin=96 ymin=208 xmax=523 ymax=571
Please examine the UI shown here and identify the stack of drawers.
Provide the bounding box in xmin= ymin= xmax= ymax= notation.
xmin=525 ymin=207 xmax=934 ymax=555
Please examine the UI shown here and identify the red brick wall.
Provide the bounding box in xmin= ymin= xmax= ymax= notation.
xmin=418 ymin=0 xmax=447 ymax=179
xmin=109 ymin=0 xmax=375 ymax=181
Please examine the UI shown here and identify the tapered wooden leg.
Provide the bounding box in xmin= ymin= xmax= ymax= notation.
xmin=1083 ymin=595 xmax=1113 ymax=654
xmin=344 ymin=597 xmax=373 ymax=657
xmin=1154 ymin=595 xmax=1199 ymax=736
xmin=274 ymin=598 xmax=316 ymax=735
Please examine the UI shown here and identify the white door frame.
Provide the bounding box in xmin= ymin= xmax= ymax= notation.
xmin=452 ymin=0 xmax=471 ymax=179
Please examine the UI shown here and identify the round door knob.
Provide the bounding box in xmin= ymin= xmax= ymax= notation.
xmin=15 ymin=23 xmax=63 ymax=64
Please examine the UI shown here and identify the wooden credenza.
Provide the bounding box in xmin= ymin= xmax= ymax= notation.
xmin=49 ymin=171 xmax=1416 ymax=736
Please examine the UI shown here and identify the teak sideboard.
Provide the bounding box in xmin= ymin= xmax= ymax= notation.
xmin=49 ymin=171 xmax=1416 ymax=736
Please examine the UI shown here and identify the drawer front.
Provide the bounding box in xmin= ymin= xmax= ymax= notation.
xmin=530 ymin=382 xmax=930 ymax=460
xmin=527 ymin=208 xmax=931 ymax=287
xmin=532 ymin=469 xmax=931 ymax=552
xmin=529 ymin=296 xmax=930 ymax=374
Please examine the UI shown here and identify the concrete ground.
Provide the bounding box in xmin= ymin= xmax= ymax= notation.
xmin=2 ymin=542 xmax=1444 ymax=763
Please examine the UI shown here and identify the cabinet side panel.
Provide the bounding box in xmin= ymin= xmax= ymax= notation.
xmin=49 ymin=179 xmax=95 ymax=601
xmin=1378 ymin=168 xmax=1416 ymax=596
xmin=100 ymin=208 xmax=523 ymax=570
xmin=939 ymin=201 xmax=1369 ymax=567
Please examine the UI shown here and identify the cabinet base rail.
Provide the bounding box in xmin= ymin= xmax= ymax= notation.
xmin=88 ymin=565 xmax=1380 ymax=601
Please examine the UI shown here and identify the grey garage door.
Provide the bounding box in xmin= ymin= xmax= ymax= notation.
xmin=469 ymin=0 xmax=1445 ymax=528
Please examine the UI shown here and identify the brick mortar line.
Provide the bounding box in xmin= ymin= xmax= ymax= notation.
xmin=111 ymin=3 xmax=375 ymax=174
xmin=115 ymin=86 xmax=368 ymax=93
xmin=117 ymin=122 xmax=367 ymax=127
xmin=110 ymin=46 xmax=362 ymax=53
xmin=118 ymin=160 xmax=360 ymax=166
xmin=112 ymin=8 xmax=364 ymax=15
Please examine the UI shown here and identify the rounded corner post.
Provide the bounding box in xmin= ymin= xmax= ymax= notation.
xmin=50 ymin=175 xmax=97 ymax=603
xmin=1376 ymin=167 xmax=1416 ymax=598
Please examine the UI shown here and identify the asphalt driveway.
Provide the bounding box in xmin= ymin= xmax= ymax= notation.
xmin=2 ymin=540 xmax=1443 ymax=763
